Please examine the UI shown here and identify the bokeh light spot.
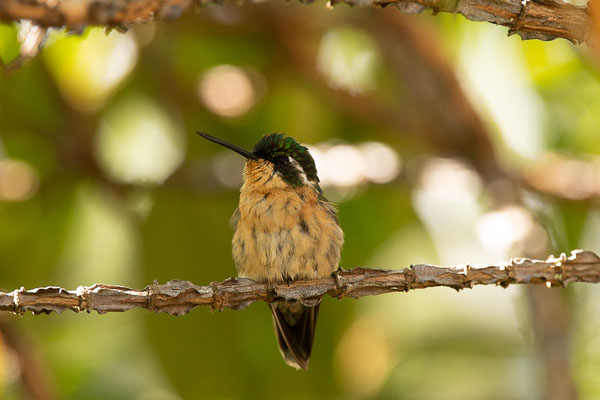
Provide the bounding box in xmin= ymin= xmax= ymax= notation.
xmin=360 ymin=142 xmax=402 ymax=183
xmin=309 ymin=141 xmax=400 ymax=189
xmin=418 ymin=158 xmax=482 ymax=202
xmin=334 ymin=316 xmax=396 ymax=398
xmin=317 ymin=27 xmax=378 ymax=94
xmin=476 ymin=206 xmax=534 ymax=254
xmin=0 ymin=159 xmax=39 ymax=201
xmin=413 ymin=158 xmax=488 ymax=264
xmin=96 ymin=96 xmax=186 ymax=185
xmin=318 ymin=144 xmax=365 ymax=187
xmin=198 ymin=65 xmax=261 ymax=118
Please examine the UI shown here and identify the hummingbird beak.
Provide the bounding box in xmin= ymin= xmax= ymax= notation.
xmin=196 ymin=131 xmax=258 ymax=160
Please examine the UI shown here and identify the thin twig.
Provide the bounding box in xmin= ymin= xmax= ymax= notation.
xmin=1 ymin=249 xmax=598 ymax=316
xmin=2 ymin=21 xmax=47 ymax=74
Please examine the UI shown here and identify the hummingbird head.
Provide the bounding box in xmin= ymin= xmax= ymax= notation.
xmin=197 ymin=132 xmax=320 ymax=190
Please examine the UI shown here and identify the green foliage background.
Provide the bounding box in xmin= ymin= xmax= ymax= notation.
xmin=1 ymin=3 xmax=600 ymax=399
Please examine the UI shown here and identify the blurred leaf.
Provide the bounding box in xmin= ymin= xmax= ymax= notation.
xmin=43 ymin=28 xmax=138 ymax=112
xmin=96 ymin=95 xmax=186 ymax=185
xmin=0 ymin=23 xmax=19 ymax=64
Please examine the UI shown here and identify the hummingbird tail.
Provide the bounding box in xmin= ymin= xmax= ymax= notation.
xmin=270 ymin=301 xmax=319 ymax=370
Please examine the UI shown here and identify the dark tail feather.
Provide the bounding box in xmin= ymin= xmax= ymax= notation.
xmin=270 ymin=301 xmax=319 ymax=370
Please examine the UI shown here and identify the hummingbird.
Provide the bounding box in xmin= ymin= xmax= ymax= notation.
xmin=197 ymin=131 xmax=344 ymax=370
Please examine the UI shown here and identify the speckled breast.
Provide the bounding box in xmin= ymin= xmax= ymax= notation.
xmin=232 ymin=184 xmax=343 ymax=283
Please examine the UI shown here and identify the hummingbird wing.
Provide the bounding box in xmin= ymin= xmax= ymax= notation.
xmin=270 ymin=301 xmax=319 ymax=370
xmin=318 ymin=196 xmax=341 ymax=226
xmin=229 ymin=207 xmax=240 ymax=230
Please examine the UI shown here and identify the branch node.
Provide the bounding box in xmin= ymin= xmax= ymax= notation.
xmin=75 ymin=285 xmax=88 ymax=313
xmin=508 ymin=0 xmax=529 ymax=36
xmin=553 ymin=254 xmax=566 ymax=288
xmin=559 ymin=252 xmax=568 ymax=263
xmin=404 ymin=266 xmax=415 ymax=292
xmin=12 ymin=287 xmax=25 ymax=316
xmin=210 ymin=281 xmax=224 ymax=312
xmin=498 ymin=268 xmax=512 ymax=288
xmin=464 ymin=265 xmax=476 ymax=288
xmin=331 ymin=267 xmax=347 ymax=299
xmin=544 ymin=252 xmax=570 ymax=287
xmin=146 ymin=282 xmax=157 ymax=313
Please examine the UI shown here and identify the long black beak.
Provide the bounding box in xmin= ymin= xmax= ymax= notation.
xmin=196 ymin=131 xmax=258 ymax=160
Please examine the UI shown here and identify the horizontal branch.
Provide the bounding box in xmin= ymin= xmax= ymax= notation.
xmin=0 ymin=0 xmax=591 ymax=44
xmin=382 ymin=0 xmax=590 ymax=44
xmin=1 ymin=249 xmax=599 ymax=316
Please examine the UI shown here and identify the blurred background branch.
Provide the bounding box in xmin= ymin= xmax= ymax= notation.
xmin=0 ymin=0 xmax=591 ymax=44
xmin=0 ymin=322 xmax=57 ymax=400
xmin=1 ymin=249 xmax=598 ymax=316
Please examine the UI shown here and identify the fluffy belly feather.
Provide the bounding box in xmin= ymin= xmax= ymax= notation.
xmin=232 ymin=187 xmax=343 ymax=282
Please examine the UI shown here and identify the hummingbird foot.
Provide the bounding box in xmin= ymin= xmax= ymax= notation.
xmin=265 ymin=282 xmax=278 ymax=304
xmin=282 ymin=275 xmax=294 ymax=286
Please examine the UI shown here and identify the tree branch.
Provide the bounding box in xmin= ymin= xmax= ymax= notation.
xmin=0 ymin=0 xmax=591 ymax=44
xmin=384 ymin=0 xmax=591 ymax=44
xmin=519 ymin=152 xmax=600 ymax=202
xmin=1 ymin=249 xmax=599 ymax=316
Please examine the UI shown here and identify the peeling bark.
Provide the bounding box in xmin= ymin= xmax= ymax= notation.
xmin=1 ymin=249 xmax=598 ymax=316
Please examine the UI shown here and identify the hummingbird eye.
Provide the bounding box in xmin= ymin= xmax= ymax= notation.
xmin=273 ymin=155 xmax=289 ymax=165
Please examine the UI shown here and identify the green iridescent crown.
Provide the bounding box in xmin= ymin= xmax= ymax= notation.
xmin=252 ymin=134 xmax=319 ymax=188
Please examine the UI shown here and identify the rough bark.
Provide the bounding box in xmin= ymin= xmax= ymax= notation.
xmin=0 ymin=0 xmax=591 ymax=44
xmin=1 ymin=249 xmax=598 ymax=316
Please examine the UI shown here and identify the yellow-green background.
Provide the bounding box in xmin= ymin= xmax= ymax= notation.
xmin=1 ymin=3 xmax=600 ymax=399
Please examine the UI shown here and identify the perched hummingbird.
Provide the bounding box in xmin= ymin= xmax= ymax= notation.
xmin=197 ymin=132 xmax=344 ymax=370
